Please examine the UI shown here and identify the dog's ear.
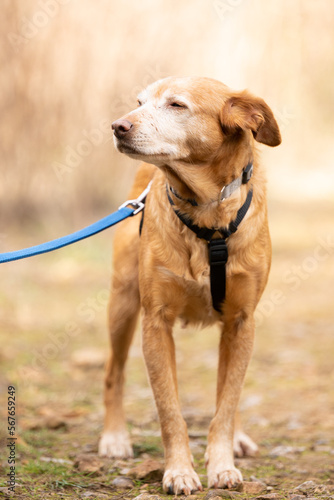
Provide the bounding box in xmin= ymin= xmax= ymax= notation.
xmin=220 ymin=91 xmax=281 ymax=147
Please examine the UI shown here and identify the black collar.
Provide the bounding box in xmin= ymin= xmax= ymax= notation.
xmin=166 ymin=187 xmax=253 ymax=241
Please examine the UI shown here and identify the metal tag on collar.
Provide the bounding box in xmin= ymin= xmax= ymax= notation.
xmin=118 ymin=180 xmax=153 ymax=215
xmin=220 ymin=185 xmax=227 ymax=202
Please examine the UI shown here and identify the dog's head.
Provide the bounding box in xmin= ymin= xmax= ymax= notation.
xmin=112 ymin=77 xmax=281 ymax=166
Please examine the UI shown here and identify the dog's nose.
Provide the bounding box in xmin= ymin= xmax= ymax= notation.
xmin=112 ymin=119 xmax=133 ymax=139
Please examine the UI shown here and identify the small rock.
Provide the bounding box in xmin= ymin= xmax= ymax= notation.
xmin=129 ymin=459 xmax=164 ymax=482
xmin=81 ymin=492 xmax=108 ymax=499
xmin=40 ymin=456 xmax=73 ymax=465
xmin=269 ymin=446 xmax=305 ymax=458
xmin=205 ymin=490 xmax=241 ymax=499
xmin=312 ymin=444 xmax=332 ymax=453
xmin=0 ymin=486 xmax=14 ymax=497
xmin=293 ymin=480 xmax=317 ymax=493
xmin=21 ymin=416 xmax=68 ymax=430
xmin=45 ymin=415 xmax=68 ymax=429
xmin=133 ymin=495 xmax=163 ymax=500
xmin=287 ymin=418 xmax=302 ymax=431
xmin=74 ymin=454 xmax=104 ymax=475
xmin=255 ymin=494 xmax=282 ymax=500
xmin=314 ymin=484 xmax=331 ymax=495
xmin=120 ymin=467 xmax=131 ymax=475
xmin=237 ymin=481 xmax=267 ymax=494
xmin=250 ymin=475 xmax=266 ymax=483
xmin=290 ymin=496 xmax=305 ymax=500
xmin=316 ymin=438 xmax=330 ymax=445
xmin=112 ymin=476 xmax=135 ymax=489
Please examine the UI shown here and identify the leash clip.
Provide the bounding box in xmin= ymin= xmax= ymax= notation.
xmin=118 ymin=180 xmax=153 ymax=215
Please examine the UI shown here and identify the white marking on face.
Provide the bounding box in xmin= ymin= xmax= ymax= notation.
xmin=114 ymin=83 xmax=197 ymax=163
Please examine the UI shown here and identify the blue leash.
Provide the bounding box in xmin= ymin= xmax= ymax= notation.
xmin=0 ymin=182 xmax=151 ymax=264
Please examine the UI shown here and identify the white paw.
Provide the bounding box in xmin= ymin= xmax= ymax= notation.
xmin=98 ymin=431 xmax=133 ymax=458
xmin=233 ymin=430 xmax=258 ymax=457
xmin=208 ymin=466 xmax=243 ymax=489
xmin=163 ymin=467 xmax=203 ymax=495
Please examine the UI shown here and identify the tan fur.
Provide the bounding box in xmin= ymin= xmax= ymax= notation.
xmin=98 ymin=77 xmax=281 ymax=495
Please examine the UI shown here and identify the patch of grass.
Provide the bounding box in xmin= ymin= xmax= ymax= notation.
xmin=21 ymin=429 xmax=57 ymax=450
xmin=21 ymin=460 xmax=70 ymax=476
xmin=133 ymin=437 xmax=163 ymax=457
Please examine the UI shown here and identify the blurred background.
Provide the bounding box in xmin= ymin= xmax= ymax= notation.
xmin=1 ymin=0 xmax=334 ymax=224
xmin=0 ymin=0 xmax=334 ymax=488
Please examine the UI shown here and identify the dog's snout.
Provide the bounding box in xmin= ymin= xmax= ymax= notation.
xmin=112 ymin=119 xmax=133 ymax=139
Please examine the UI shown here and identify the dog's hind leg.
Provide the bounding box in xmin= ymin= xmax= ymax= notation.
xmin=98 ymin=217 xmax=140 ymax=458
xmin=233 ymin=410 xmax=258 ymax=457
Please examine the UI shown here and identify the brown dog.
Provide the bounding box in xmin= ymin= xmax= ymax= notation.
xmin=98 ymin=77 xmax=281 ymax=494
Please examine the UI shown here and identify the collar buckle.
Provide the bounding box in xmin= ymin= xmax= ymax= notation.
xmin=242 ymin=162 xmax=253 ymax=184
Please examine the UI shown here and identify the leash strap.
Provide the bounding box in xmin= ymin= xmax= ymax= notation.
xmin=0 ymin=182 xmax=153 ymax=264
xmin=0 ymin=207 xmax=134 ymax=264
xmin=167 ymin=188 xmax=253 ymax=312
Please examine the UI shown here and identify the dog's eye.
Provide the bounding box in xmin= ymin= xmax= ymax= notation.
xmin=169 ymin=102 xmax=187 ymax=109
xmin=137 ymin=100 xmax=142 ymax=107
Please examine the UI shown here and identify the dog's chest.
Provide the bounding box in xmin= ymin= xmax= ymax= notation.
xmin=180 ymin=271 xmax=218 ymax=326
xmin=173 ymin=243 xmax=220 ymax=326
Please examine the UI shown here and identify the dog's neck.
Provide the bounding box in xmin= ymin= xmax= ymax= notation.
xmin=161 ymin=138 xmax=254 ymax=206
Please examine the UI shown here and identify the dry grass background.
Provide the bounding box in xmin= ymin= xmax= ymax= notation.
xmin=0 ymin=2 xmax=334 ymax=498
xmin=0 ymin=0 xmax=334 ymax=226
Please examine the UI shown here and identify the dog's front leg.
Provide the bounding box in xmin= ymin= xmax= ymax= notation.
xmin=142 ymin=312 xmax=202 ymax=495
xmin=206 ymin=309 xmax=255 ymax=489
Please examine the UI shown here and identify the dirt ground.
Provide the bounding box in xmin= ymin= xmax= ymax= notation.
xmin=0 ymin=198 xmax=334 ymax=499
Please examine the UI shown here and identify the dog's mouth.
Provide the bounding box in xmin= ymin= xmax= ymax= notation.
xmin=113 ymin=136 xmax=143 ymax=156
xmin=115 ymin=140 xmax=139 ymax=155
xmin=114 ymin=136 xmax=171 ymax=160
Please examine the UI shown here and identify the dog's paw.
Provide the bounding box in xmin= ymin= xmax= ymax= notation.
xmin=233 ymin=430 xmax=258 ymax=457
xmin=208 ymin=466 xmax=243 ymax=489
xmin=163 ymin=467 xmax=203 ymax=495
xmin=98 ymin=431 xmax=133 ymax=458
